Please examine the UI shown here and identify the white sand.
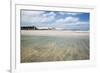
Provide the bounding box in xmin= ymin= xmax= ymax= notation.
xmin=21 ymin=30 xmax=89 ymax=37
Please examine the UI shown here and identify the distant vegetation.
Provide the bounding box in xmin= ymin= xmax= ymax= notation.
xmin=21 ymin=26 xmax=38 ymax=30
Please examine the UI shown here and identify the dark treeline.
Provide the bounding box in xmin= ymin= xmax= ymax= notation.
xmin=21 ymin=26 xmax=38 ymax=30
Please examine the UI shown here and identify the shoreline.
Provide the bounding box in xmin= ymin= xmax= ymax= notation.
xmin=21 ymin=30 xmax=89 ymax=37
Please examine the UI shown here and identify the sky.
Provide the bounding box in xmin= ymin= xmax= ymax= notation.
xmin=21 ymin=10 xmax=90 ymax=31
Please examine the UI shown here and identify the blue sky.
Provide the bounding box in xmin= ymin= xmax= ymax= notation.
xmin=21 ymin=10 xmax=90 ymax=30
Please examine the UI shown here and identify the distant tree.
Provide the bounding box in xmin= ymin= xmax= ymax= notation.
xmin=21 ymin=26 xmax=38 ymax=30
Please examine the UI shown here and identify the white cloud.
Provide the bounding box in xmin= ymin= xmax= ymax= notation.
xmin=66 ymin=13 xmax=81 ymax=15
xmin=55 ymin=16 xmax=79 ymax=24
xmin=43 ymin=12 xmax=56 ymax=17
xmin=21 ymin=10 xmax=44 ymax=16
xmin=41 ymin=16 xmax=55 ymax=22
xmin=64 ymin=17 xmax=79 ymax=22
xmin=59 ymin=12 xmax=81 ymax=16
xmin=51 ymin=16 xmax=89 ymax=28
xmin=76 ymin=21 xmax=89 ymax=25
xmin=21 ymin=11 xmax=56 ymax=26
xmin=58 ymin=12 xmax=64 ymax=15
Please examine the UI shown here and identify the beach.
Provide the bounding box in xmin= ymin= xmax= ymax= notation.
xmin=21 ymin=30 xmax=89 ymax=37
xmin=21 ymin=30 xmax=89 ymax=63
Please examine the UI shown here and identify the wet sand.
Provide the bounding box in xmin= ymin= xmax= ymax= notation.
xmin=21 ymin=30 xmax=89 ymax=63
